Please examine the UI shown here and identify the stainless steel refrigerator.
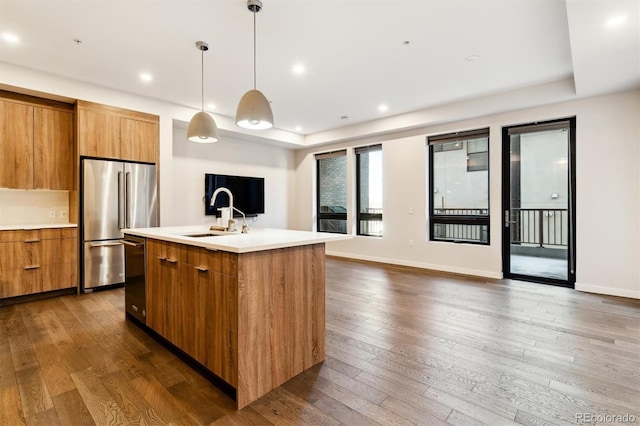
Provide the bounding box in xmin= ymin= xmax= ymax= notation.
xmin=82 ymin=158 xmax=157 ymax=291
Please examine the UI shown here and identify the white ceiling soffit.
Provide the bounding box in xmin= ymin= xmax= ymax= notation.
xmin=0 ymin=1 xmax=637 ymax=148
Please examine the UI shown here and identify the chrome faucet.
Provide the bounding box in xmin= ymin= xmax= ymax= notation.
xmin=209 ymin=187 xmax=249 ymax=233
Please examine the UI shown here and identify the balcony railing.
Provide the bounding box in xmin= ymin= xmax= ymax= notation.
xmin=510 ymin=208 xmax=568 ymax=247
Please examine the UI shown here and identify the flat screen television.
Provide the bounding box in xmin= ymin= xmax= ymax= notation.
xmin=205 ymin=174 xmax=265 ymax=217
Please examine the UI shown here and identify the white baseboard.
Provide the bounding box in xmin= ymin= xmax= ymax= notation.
xmin=325 ymin=251 xmax=503 ymax=280
xmin=575 ymin=282 xmax=640 ymax=300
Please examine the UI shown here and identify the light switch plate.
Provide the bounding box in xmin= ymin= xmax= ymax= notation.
xmin=48 ymin=209 xmax=56 ymax=218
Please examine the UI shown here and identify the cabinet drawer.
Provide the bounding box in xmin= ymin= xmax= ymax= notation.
xmin=186 ymin=247 xmax=237 ymax=275
xmin=0 ymin=268 xmax=41 ymax=298
xmin=0 ymin=229 xmax=40 ymax=242
xmin=0 ymin=240 xmax=41 ymax=270
xmin=42 ymin=263 xmax=77 ymax=292
xmin=148 ymin=239 xmax=185 ymax=263
xmin=40 ymin=228 xmax=77 ymax=240
xmin=42 ymin=238 xmax=77 ymax=265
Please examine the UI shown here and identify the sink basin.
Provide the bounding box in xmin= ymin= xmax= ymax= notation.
xmin=181 ymin=232 xmax=223 ymax=238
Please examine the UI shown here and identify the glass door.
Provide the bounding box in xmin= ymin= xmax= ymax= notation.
xmin=502 ymin=118 xmax=576 ymax=287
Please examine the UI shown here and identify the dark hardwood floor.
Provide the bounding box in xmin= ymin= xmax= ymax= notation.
xmin=1 ymin=257 xmax=639 ymax=425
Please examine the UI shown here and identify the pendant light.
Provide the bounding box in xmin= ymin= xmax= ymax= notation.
xmin=187 ymin=41 xmax=219 ymax=143
xmin=236 ymin=0 xmax=274 ymax=130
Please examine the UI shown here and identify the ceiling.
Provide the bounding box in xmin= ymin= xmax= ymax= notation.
xmin=1 ymin=0 xmax=638 ymax=140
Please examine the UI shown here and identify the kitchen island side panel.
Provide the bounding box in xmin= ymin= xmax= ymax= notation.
xmin=236 ymin=243 xmax=326 ymax=409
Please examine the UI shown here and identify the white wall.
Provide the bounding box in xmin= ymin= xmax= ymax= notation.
xmin=294 ymin=90 xmax=640 ymax=299
xmin=169 ymin=122 xmax=295 ymax=228
xmin=0 ymin=189 xmax=69 ymax=225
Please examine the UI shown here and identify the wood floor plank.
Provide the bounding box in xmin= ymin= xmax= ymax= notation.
xmin=24 ymin=407 xmax=61 ymax=426
xmin=0 ymin=377 xmax=25 ymax=426
xmin=51 ymin=389 xmax=95 ymax=426
xmin=15 ymin=366 xmax=54 ymax=417
xmin=70 ymin=368 xmax=128 ymax=425
xmin=100 ymin=370 xmax=166 ymax=425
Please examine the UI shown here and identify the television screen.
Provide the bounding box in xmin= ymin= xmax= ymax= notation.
xmin=205 ymin=174 xmax=265 ymax=217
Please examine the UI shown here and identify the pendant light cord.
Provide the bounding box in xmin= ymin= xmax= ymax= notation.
xmin=201 ymin=47 xmax=205 ymax=112
xmin=253 ymin=10 xmax=257 ymax=90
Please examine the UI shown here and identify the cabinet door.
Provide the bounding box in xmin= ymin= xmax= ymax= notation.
xmin=146 ymin=255 xmax=165 ymax=335
xmin=197 ymin=270 xmax=237 ymax=386
xmin=78 ymin=108 xmax=120 ymax=158
xmin=177 ymin=263 xmax=198 ymax=357
xmin=0 ymin=268 xmax=41 ymax=298
xmin=34 ymin=108 xmax=74 ymax=190
xmin=120 ymin=118 xmax=157 ymax=163
xmin=0 ymin=100 xmax=33 ymax=188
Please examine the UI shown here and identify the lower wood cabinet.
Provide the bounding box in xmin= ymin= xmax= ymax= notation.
xmin=0 ymin=227 xmax=78 ymax=299
xmin=146 ymin=240 xmax=238 ymax=385
xmin=144 ymin=237 xmax=326 ymax=409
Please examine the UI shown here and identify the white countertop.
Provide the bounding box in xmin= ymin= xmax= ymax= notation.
xmin=0 ymin=223 xmax=78 ymax=231
xmin=124 ymin=225 xmax=352 ymax=253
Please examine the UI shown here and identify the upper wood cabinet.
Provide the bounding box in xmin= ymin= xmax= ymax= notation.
xmin=0 ymin=95 xmax=74 ymax=190
xmin=77 ymin=100 xmax=159 ymax=164
xmin=0 ymin=100 xmax=34 ymax=189
xmin=34 ymin=107 xmax=74 ymax=190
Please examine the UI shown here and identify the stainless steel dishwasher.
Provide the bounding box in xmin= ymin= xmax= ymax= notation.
xmin=122 ymin=235 xmax=147 ymax=324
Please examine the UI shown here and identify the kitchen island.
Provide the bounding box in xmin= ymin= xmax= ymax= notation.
xmin=123 ymin=225 xmax=350 ymax=409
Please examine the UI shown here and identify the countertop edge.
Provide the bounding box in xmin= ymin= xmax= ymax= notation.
xmin=0 ymin=223 xmax=78 ymax=231
xmin=123 ymin=227 xmax=352 ymax=253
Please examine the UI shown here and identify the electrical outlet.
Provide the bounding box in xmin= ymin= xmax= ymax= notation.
xmin=409 ymin=239 xmax=414 ymax=247
xmin=408 ymin=207 xmax=414 ymax=215
xmin=59 ymin=210 xmax=68 ymax=219
xmin=48 ymin=209 xmax=56 ymax=219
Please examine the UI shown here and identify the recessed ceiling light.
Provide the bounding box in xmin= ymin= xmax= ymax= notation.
xmin=2 ymin=32 xmax=20 ymax=44
xmin=295 ymin=126 xmax=302 ymax=132
xmin=139 ymin=72 xmax=153 ymax=82
xmin=378 ymin=104 xmax=388 ymax=112
xmin=207 ymin=103 xmax=216 ymax=110
xmin=606 ymin=15 xmax=627 ymax=28
xmin=465 ymin=55 xmax=480 ymax=62
xmin=402 ymin=41 xmax=411 ymax=46
xmin=292 ymin=64 xmax=306 ymax=75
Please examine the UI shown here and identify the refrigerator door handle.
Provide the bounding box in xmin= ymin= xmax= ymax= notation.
xmin=125 ymin=171 xmax=132 ymax=229
xmin=118 ymin=171 xmax=124 ymax=230
xmin=89 ymin=241 xmax=124 ymax=248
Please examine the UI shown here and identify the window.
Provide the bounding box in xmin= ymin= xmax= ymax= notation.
xmin=356 ymin=144 xmax=383 ymax=237
xmin=428 ymin=128 xmax=490 ymax=244
xmin=316 ymin=150 xmax=347 ymax=234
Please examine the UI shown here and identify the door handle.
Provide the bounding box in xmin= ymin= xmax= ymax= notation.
xmin=118 ymin=171 xmax=124 ymax=229
xmin=504 ymin=210 xmax=517 ymax=227
xmin=120 ymin=240 xmax=141 ymax=247
xmin=195 ymin=266 xmax=208 ymax=273
xmin=23 ymin=239 xmax=41 ymax=243
xmin=125 ymin=172 xmax=131 ymax=229
xmin=24 ymin=265 xmax=41 ymax=270
xmin=89 ymin=242 xmax=123 ymax=248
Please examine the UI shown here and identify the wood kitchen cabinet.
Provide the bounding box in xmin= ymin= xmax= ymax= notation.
xmin=0 ymin=93 xmax=74 ymax=190
xmin=140 ymin=235 xmax=324 ymax=409
xmin=145 ymin=240 xmax=238 ymax=385
xmin=0 ymin=227 xmax=77 ymax=299
xmin=77 ymin=100 xmax=159 ymax=164
xmin=0 ymin=99 xmax=34 ymax=189
xmin=34 ymin=107 xmax=74 ymax=190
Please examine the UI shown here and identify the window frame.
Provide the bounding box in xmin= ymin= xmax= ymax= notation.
xmin=355 ymin=144 xmax=383 ymax=237
xmin=428 ymin=128 xmax=490 ymax=245
xmin=316 ymin=150 xmax=348 ymax=234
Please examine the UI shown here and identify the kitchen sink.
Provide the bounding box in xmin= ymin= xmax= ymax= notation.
xmin=181 ymin=232 xmax=224 ymax=238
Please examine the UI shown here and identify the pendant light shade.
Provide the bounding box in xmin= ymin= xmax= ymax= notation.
xmin=188 ymin=111 xmax=219 ymax=143
xmin=236 ymin=0 xmax=273 ymax=130
xmin=188 ymin=41 xmax=219 ymax=143
xmin=236 ymin=89 xmax=273 ymax=130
